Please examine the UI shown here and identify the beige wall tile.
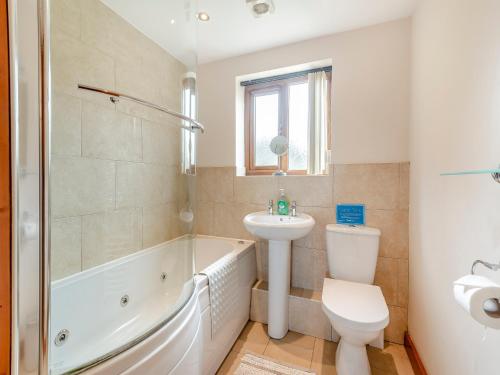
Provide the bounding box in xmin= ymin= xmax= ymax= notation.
xmin=213 ymin=202 xmax=261 ymax=240
xmin=50 ymin=0 xmax=186 ymax=280
xmin=51 ymin=216 xmax=82 ymax=280
xmin=385 ymin=306 xmax=407 ymax=344
xmin=255 ymin=241 xmax=269 ymax=281
xmin=82 ymin=101 xmax=142 ymax=161
xmin=142 ymin=120 xmax=180 ymax=165
xmin=82 ymin=208 xmax=142 ymax=269
xmin=250 ymin=288 xmax=268 ymax=324
xmin=52 ymin=93 xmax=82 ymax=156
xmin=234 ymin=176 xmax=278 ymax=205
xmin=294 ymin=206 xmax=335 ymax=251
xmin=278 ymin=175 xmax=333 ymax=208
xmin=116 ymin=163 xmax=178 ymax=208
xmin=79 ymin=0 xmax=144 ymax=63
xmin=51 ymin=32 xmax=115 ymax=97
xmin=366 ymin=209 xmax=409 ymax=259
xmin=291 ymin=246 xmax=314 ymax=290
xmin=197 ymin=167 xmax=235 ymax=203
xmin=195 ymin=201 xmax=214 ymax=235
xmin=143 ymin=204 xmax=177 ymax=248
xmin=374 ymin=257 xmax=399 ymax=306
xmin=291 ymin=247 xmax=327 ymax=291
xmin=399 ymin=162 xmax=410 ymax=209
xmin=289 ymin=296 xmax=332 ymax=340
xmin=51 ymin=0 xmax=81 ymax=39
xmin=397 ymin=259 xmax=409 ymax=308
xmin=51 ymin=157 xmax=116 ymax=218
xmin=333 ymin=163 xmax=400 ymax=209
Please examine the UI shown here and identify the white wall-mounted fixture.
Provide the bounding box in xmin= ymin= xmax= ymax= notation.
xmin=246 ymin=0 xmax=275 ymax=18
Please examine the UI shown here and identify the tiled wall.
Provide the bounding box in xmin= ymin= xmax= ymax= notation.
xmin=50 ymin=0 xmax=189 ymax=280
xmin=195 ymin=163 xmax=409 ymax=343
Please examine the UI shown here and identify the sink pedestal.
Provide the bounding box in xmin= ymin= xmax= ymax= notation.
xmin=268 ymin=240 xmax=291 ymax=339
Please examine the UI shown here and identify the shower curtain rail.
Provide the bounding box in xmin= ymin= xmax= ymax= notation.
xmin=78 ymin=84 xmax=205 ymax=133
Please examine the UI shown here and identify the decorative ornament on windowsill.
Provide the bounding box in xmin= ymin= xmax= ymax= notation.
xmin=270 ymin=135 xmax=288 ymax=176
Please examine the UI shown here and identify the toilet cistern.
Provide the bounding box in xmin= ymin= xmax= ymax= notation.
xmin=243 ymin=210 xmax=314 ymax=338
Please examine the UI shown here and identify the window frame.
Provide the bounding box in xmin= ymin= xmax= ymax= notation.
xmin=244 ymin=73 xmax=331 ymax=176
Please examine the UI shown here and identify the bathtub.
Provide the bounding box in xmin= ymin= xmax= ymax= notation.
xmin=50 ymin=235 xmax=256 ymax=375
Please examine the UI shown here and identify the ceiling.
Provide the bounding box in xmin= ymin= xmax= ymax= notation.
xmin=102 ymin=0 xmax=416 ymax=67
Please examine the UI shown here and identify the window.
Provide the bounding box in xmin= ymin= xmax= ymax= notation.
xmin=243 ymin=68 xmax=331 ymax=175
xmin=181 ymin=74 xmax=196 ymax=174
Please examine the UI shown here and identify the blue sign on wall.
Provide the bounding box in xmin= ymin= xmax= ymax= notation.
xmin=336 ymin=204 xmax=365 ymax=225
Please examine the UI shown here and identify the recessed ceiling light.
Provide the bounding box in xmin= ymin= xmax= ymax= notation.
xmin=196 ymin=12 xmax=210 ymax=21
xmin=246 ymin=0 xmax=275 ymax=18
xmin=170 ymin=19 xmax=176 ymax=25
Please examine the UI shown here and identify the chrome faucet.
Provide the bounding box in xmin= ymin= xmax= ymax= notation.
xmin=291 ymin=201 xmax=297 ymax=217
xmin=267 ymin=199 xmax=274 ymax=215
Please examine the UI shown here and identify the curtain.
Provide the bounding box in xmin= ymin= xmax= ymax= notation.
xmin=307 ymin=71 xmax=328 ymax=175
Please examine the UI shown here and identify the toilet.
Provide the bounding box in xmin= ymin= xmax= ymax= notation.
xmin=321 ymin=224 xmax=389 ymax=375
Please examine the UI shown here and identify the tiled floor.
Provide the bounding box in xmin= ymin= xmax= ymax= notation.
xmin=217 ymin=321 xmax=415 ymax=375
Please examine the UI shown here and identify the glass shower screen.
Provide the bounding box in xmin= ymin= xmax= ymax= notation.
xmin=48 ymin=0 xmax=199 ymax=372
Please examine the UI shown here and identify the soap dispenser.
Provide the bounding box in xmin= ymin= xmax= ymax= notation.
xmin=277 ymin=189 xmax=289 ymax=215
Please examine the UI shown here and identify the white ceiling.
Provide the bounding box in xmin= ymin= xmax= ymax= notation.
xmin=102 ymin=0 xmax=416 ymax=67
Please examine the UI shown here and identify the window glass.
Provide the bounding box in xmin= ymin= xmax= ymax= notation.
xmin=254 ymin=92 xmax=279 ymax=166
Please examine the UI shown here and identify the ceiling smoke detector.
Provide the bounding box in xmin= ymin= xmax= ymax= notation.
xmin=246 ymin=0 xmax=275 ymax=18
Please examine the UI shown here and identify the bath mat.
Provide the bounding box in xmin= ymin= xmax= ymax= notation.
xmin=234 ymin=353 xmax=316 ymax=375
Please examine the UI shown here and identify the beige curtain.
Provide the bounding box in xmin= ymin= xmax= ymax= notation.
xmin=307 ymin=71 xmax=328 ymax=175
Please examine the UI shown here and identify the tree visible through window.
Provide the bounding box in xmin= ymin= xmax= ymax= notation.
xmin=244 ymin=69 xmax=331 ymax=175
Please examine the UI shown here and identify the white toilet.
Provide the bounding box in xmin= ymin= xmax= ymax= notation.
xmin=321 ymin=224 xmax=389 ymax=375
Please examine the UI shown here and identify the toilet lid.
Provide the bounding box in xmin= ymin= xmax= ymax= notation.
xmin=322 ymin=279 xmax=389 ymax=331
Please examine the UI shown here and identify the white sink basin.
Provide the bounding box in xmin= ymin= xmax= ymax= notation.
xmin=243 ymin=210 xmax=315 ymax=339
xmin=243 ymin=211 xmax=315 ymax=241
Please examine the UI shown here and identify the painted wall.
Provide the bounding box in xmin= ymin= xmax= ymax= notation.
xmin=410 ymin=1 xmax=500 ymax=374
xmin=197 ymin=18 xmax=411 ymax=167
xmin=50 ymin=0 xmax=189 ymax=280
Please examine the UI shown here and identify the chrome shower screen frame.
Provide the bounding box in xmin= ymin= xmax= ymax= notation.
xmin=9 ymin=0 xmax=50 ymax=374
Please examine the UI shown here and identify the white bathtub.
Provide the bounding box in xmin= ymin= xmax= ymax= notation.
xmin=50 ymin=235 xmax=256 ymax=375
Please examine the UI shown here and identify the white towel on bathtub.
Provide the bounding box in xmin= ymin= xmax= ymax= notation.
xmin=199 ymin=252 xmax=238 ymax=338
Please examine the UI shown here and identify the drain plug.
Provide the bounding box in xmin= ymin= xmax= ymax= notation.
xmin=120 ymin=294 xmax=129 ymax=307
xmin=55 ymin=329 xmax=69 ymax=347
xmin=160 ymin=272 xmax=168 ymax=282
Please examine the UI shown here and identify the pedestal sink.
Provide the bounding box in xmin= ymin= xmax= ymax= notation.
xmin=243 ymin=211 xmax=315 ymax=338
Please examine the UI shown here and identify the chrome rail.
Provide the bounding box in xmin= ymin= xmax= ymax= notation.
xmin=77 ymin=84 xmax=205 ymax=133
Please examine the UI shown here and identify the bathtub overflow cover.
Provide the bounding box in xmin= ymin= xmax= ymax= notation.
xmin=160 ymin=272 xmax=168 ymax=282
xmin=120 ymin=294 xmax=129 ymax=307
xmin=55 ymin=329 xmax=69 ymax=347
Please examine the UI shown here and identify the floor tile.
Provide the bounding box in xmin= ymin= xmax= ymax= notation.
xmin=270 ymin=330 xmax=316 ymax=350
xmin=216 ymin=351 xmax=243 ymax=375
xmin=217 ymin=321 xmax=415 ymax=375
xmin=264 ymin=340 xmax=314 ymax=369
xmin=310 ymin=338 xmax=337 ymax=375
xmin=231 ymin=321 xmax=270 ymax=355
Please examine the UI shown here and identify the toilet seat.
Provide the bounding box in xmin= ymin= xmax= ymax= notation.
xmin=322 ymin=278 xmax=389 ymax=331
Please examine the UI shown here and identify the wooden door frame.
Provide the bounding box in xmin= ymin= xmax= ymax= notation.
xmin=0 ymin=0 xmax=11 ymax=374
